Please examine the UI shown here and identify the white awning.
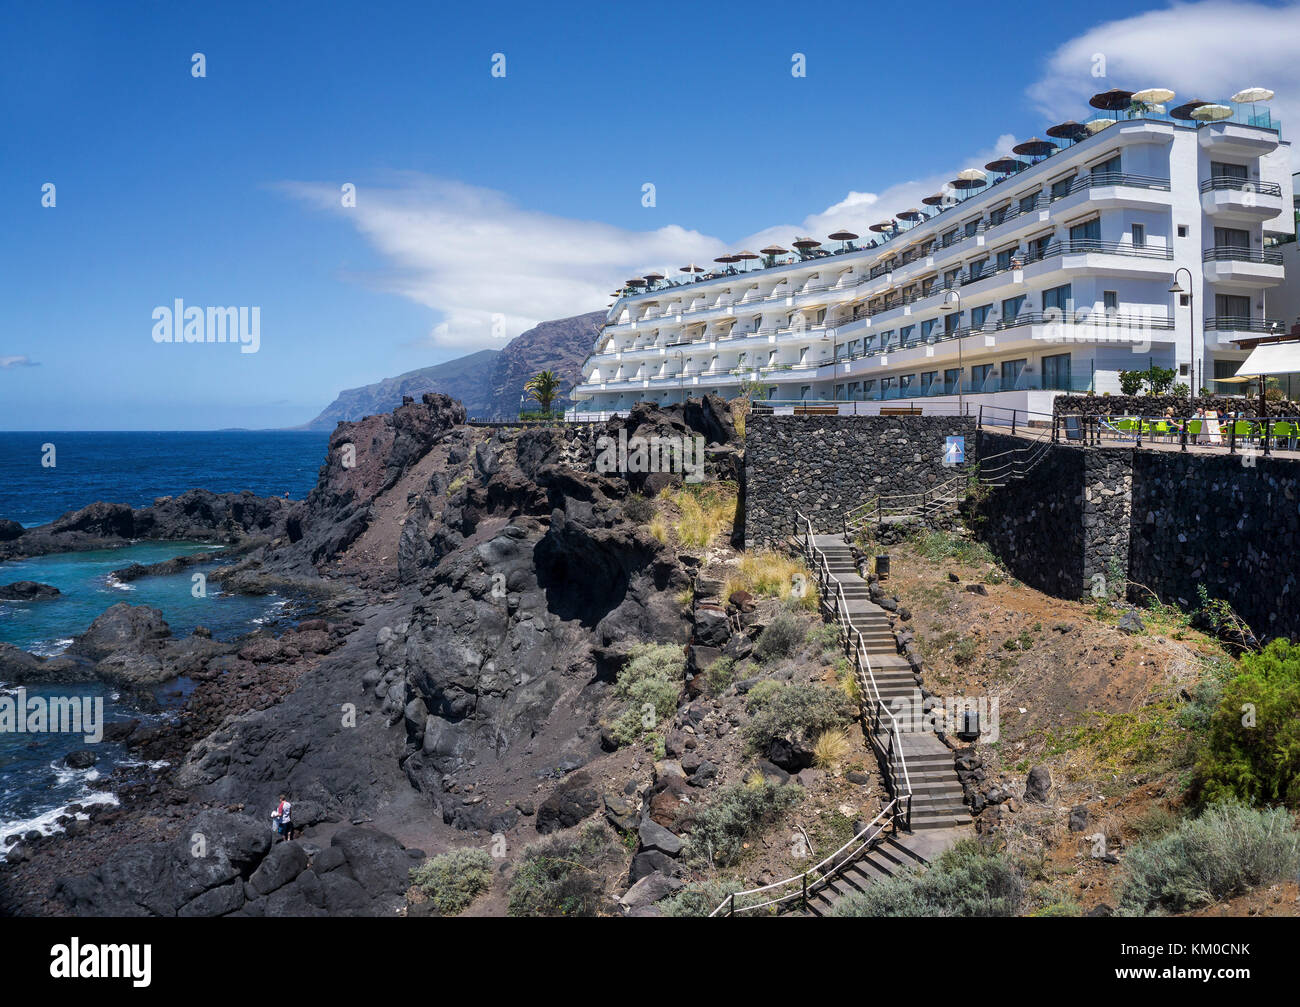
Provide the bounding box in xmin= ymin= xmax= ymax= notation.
xmin=1237 ymin=341 xmax=1300 ymax=376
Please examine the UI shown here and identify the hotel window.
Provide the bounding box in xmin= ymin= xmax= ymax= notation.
xmin=971 ymin=303 xmax=993 ymax=328
xmin=1103 ymin=291 xmax=1119 ymax=312
xmin=814 ymin=308 xmax=827 ymax=325
xmin=972 ymin=364 xmax=995 ymax=390
xmin=1211 ymin=161 xmax=1248 ymax=180
xmin=900 ymin=374 xmax=915 ymax=392
xmin=835 ymin=384 xmax=845 ymax=400
xmin=1069 ymin=217 xmax=1101 ymax=244
xmin=799 ymin=386 xmax=811 ymax=400
xmin=990 ymin=205 xmax=1008 ymax=226
xmin=944 ymin=267 xmax=961 ymax=288
xmin=944 ymin=313 xmax=960 ymax=336
xmin=1042 ymin=352 xmax=1072 ymax=391
xmin=1002 ymin=295 xmax=1026 ymax=320
xmin=1091 ymin=154 xmax=1121 ymax=177
xmin=942 ymin=228 xmax=957 ymax=247
xmin=1050 ymin=175 xmax=1074 ymax=200
xmin=1042 ymin=283 xmax=1072 ymax=314
xmin=964 ymin=219 xmax=979 ymax=237
xmin=1216 ymin=294 xmax=1251 ymax=323
xmin=944 ymin=367 xmax=962 ymax=393
xmin=880 ymin=329 xmax=895 ymax=348
xmin=1001 ymin=358 xmax=1027 ymax=391
xmin=798 ymin=346 xmax=809 ymax=364
xmin=849 ymin=338 xmax=861 ymax=356
xmin=1018 ymin=192 xmax=1038 ymax=214
xmin=996 ymin=247 xmax=1015 ymax=270
xmin=1215 ymin=226 xmax=1250 ymax=248
xmin=921 ymin=371 xmax=937 ymax=393
xmin=901 ymin=324 xmax=916 ymax=345
xmin=752 ymin=316 xmax=762 ymax=331
xmin=921 ymin=318 xmax=937 ymax=340
xmin=1131 ymin=223 xmax=1145 ymax=248
xmin=1028 ymin=233 xmax=1053 ymax=258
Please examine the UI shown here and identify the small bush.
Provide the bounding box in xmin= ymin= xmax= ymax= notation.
xmin=410 ymin=847 xmax=494 ymax=915
xmin=658 ymin=879 xmax=732 ymax=917
xmin=952 ymin=638 xmax=978 ymax=666
xmin=830 ymin=840 xmax=1025 ymax=917
xmin=812 ymin=728 xmax=851 ymax=768
xmin=745 ymin=678 xmax=783 ymax=708
xmin=705 ymin=656 xmax=737 ymax=694
xmin=608 ymin=643 xmax=685 ymax=747
xmin=742 ymin=683 xmax=854 ymax=755
xmin=686 ymin=780 xmax=803 ymax=867
xmin=507 ymin=823 xmax=622 ymax=917
xmin=911 ymin=530 xmax=996 ymax=568
xmin=624 ymin=493 xmax=655 ymax=524
xmin=1117 ymin=802 xmax=1300 ymax=915
xmin=648 ymin=515 xmax=669 ymax=543
xmin=753 ymin=611 xmax=807 ymax=663
xmin=1193 ymin=638 xmax=1300 ymax=807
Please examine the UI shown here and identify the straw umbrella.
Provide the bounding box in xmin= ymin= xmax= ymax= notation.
xmin=1046 ymin=120 xmax=1088 ymax=145
xmin=760 ymin=244 xmax=788 ymax=268
xmin=985 ymin=156 xmax=1027 ymax=180
xmin=734 ymin=250 xmax=760 ymax=271
xmin=828 ymin=230 xmax=859 ymax=252
xmin=792 ymin=236 xmax=822 ymax=259
xmin=679 ymin=263 xmax=705 ymax=283
xmin=1083 ymin=118 xmax=1115 ymax=135
xmin=1012 ymin=137 xmax=1057 ymax=163
xmin=1089 ymin=87 xmax=1133 ymax=119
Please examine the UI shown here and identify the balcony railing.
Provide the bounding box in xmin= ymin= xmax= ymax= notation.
xmin=1203 ymin=315 xmax=1289 ymax=333
xmin=1067 ymin=171 xmax=1171 ymax=194
xmin=1202 ymin=246 xmax=1284 ymax=264
xmin=1200 ymin=177 xmax=1283 ymax=196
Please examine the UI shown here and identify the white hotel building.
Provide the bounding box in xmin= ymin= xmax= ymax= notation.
xmin=571 ymin=98 xmax=1293 ymax=418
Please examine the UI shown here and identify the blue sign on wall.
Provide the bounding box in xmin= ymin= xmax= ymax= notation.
xmin=944 ymin=436 xmax=965 ymax=466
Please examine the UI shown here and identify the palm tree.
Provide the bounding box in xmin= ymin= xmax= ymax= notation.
xmin=524 ymin=370 xmax=562 ymax=415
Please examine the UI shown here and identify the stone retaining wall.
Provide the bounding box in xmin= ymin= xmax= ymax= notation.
xmin=745 ymin=414 xmax=978 ymax=550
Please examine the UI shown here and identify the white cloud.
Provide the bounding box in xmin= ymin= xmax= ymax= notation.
xmin=0 ymin=355 xmax=37 ymax=369
xmin=1028 ymin=0 xmax=1297 ymax=162
xmin=280 ymin=136 xmax=1022 ymax=351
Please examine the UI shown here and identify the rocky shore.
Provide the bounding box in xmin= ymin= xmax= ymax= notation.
xmin=0 ymin=392 xmax=745 ymax=916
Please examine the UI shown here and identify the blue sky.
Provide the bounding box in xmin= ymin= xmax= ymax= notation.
xmin=3 ymin=0 xmax=1296 ymax=429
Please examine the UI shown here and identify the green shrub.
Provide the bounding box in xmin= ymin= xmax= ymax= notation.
xmin=1193 ymin=639 xmax=1300 ymax=807
xmin=657 ymin=879 xmax=732 ymax=917
xmin=829 ymin=840 xmax=1025 ymax=917
xmin=742 ymin=683 xmax=854 ymax=755
xmin=1117 ymin=803 xmax=1300 ymax=915
xmin=704 ymin=656 xmax=737 ymax=694
xmin=608 ymin=643 xmax=685 ymax=747
xmin=409 ymin=847 xmax=494 ymax=915
xmin=745 ymin=678 xmax=784 ymax=708
xmin=753 ymin=611 xmax=807 ymax=662
xmin=506 ymin=823 xmax=622 ymax=917
xmin=686 ymin=780 xmax=803 ymax=867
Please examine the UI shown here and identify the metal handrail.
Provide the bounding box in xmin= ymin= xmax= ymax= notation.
xmin=795 ymin=511 xmax=913 ymax=832
xmin=709 ymin=799 xmax=899 ymax=916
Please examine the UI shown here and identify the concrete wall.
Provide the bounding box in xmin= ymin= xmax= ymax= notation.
xmin=744 ymin=414 xmax=977 ymax=549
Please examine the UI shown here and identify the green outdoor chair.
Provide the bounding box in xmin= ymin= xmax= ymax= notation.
xmin=1233 ymin=420 xmax=1256 ymax=443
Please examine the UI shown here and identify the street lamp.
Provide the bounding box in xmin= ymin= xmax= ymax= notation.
xmin=1169 ymin=267 xmax=1195 ymax=396
xmin=939 ymin=289 xmax=964 ymax=416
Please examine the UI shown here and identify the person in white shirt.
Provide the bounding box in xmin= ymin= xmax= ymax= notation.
xmin=273 ymin=794 xmax=293 ymax=842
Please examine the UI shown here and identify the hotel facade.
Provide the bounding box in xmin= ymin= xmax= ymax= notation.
xmin=570 ymin=102 xmax=1293 ymax=418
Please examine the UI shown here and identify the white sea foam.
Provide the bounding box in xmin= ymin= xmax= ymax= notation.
xmin=0 ymin=791 xmax=118 ymax=860
xmin=27 ymin=637 xmax=74 ymax=658
xmin=105 ymin=574 xmax=135 ymax=592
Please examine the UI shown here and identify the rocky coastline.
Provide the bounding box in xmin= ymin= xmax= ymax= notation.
xmin=0 ymin=392 xmax=744 ymax=916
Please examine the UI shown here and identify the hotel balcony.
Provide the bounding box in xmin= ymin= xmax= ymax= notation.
xmin=1199 ymin=177 xmax=1285 ymax=220
xmin=1203 ymin=315 xmax=1290 ymax=347
xmin=1198 ymin=120 xmax=1280 ymax=156
xmin=1201 ymin=245 xmax=1285 ymax=284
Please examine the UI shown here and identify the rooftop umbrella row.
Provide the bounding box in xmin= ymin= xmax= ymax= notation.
xmin=612 ymin=85 xmax=1275 ymax=301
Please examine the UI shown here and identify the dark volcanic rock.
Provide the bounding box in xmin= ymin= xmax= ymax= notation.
xmin=67 ymin=603 xmax=172 ymax=662
xmin=0 ymin=581 xmax=60 ymax=600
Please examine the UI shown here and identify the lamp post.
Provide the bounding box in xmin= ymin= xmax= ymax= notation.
xmin=1168 ymin=267 xmax=1195 ymax=398
xmin=940 ymin=289 xmax=964 ymax=416
xmin=674 ymin=349 xmax=685 ymax=406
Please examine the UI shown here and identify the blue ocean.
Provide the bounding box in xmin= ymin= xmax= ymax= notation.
xmin=0 ymin=431 xmax=330 ymax=845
